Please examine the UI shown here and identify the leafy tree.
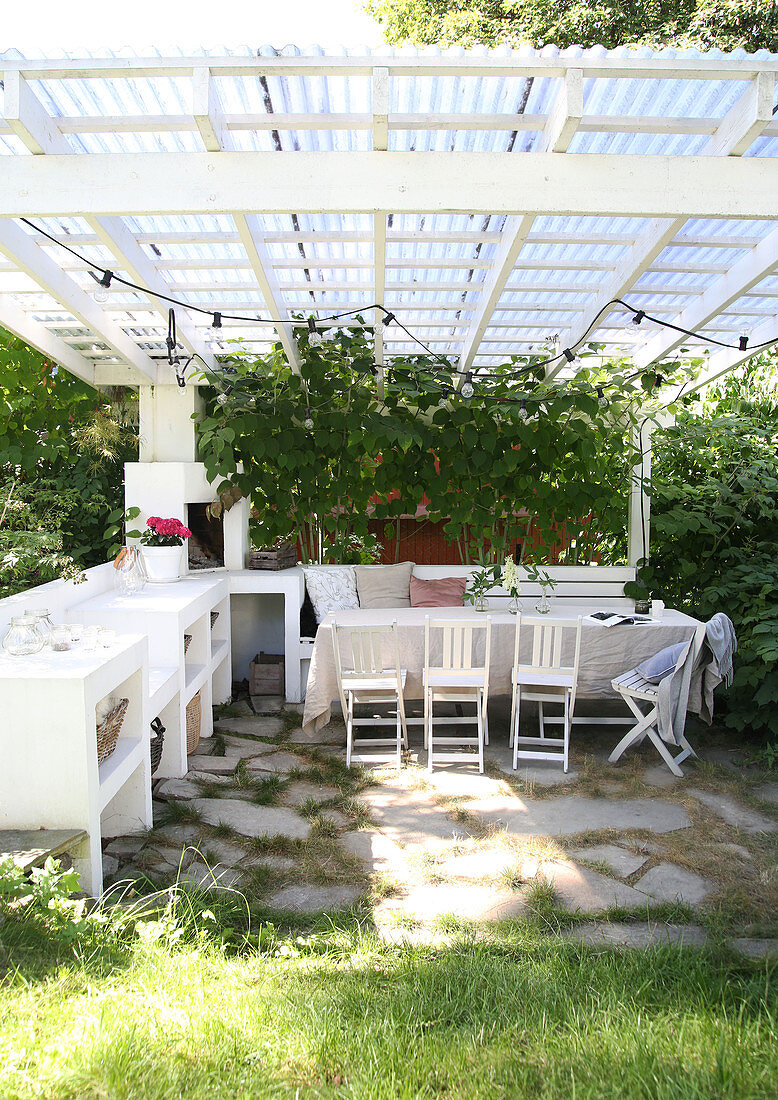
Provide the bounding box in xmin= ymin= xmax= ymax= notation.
xmin=634 ymin=356 xmax=778 ymax=740
xmin=365 ymin=0 xmax=778 ymax=51
xmin=0 ymin=329 xmax=137 ymax=596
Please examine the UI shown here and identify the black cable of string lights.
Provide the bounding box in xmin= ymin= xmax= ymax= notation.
xmin=19 ymin=216 xmax=777 ymax=388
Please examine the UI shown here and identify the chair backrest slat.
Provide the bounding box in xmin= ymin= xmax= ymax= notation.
xmin=512 ymin=613 xmax=583 ymax=707
xmin=425 ymin=616 xmax=492 ymax=687
xmin=331 ymin=621 xmax=403 ymax=696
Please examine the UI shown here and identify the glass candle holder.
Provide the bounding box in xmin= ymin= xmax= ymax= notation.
xmin=50 ymin=625 xmax=72 ymax=652
xmin=2 ymin=615 xmax=45 ymax=656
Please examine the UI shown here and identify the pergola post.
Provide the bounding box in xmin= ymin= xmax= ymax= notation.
xmin=627 ymin=420 xmax=653 ymax=567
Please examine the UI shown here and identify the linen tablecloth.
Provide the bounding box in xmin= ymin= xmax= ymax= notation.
xmin=302 ymin=604 xmax=704 ymax=735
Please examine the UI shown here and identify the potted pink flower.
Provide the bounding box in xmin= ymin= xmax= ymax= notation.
xmin=140 ymin=516 xmax=192 ymax=583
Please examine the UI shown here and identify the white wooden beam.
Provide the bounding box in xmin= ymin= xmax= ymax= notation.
xmin=457 ymin=215 xmax=536 ymax=375
xmin=0 ymin=292 xmax=96 ymax=385
xmin=632 ymin=223 xmax=778 ymax=369
xmin=2 ymin=152 xmax=776 ymax=219
xmin=540 ymin=69 xmax=583 ymax=153
xmin=708 ymin=72 xmax=775 ymax=157
xmin=0 ymin=219 xmax=159 ymax=381
xmin=193 ymin=66 xmax=301 ymax=373
xmin=372 ymin=67 xmax=389 ymax=151
xmin=678 ymin=309 xmax=778 ymax=396
xmin=373 ymin=213 xmax=387 ymax=399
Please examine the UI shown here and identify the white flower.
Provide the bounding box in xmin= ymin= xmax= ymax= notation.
xmin=502 ymin=554 xmax=521 ymax=596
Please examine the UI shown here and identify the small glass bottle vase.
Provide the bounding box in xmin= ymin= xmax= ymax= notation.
xmin=507 ymin=595 xmax=522 ymax=615
xmin=474 ymin=594 xmax=489 ymax=613
xmin=535 ymin=588 xmax=552 ymax=615
xmin=3 ymin=615 xmax=45 ymax=656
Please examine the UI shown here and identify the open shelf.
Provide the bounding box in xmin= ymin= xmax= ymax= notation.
xmin=184 ymin=663 xmax=208 ymax=703
xmin=211 ymin=638 xmax=229 ymax=667
xmin=149 ymin=664 xmax=178 ymax=712
xmin=98 ymin=737 xmax=145 ymax=811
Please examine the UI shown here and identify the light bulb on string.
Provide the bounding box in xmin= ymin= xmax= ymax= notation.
xmin=303 ymin=409 xmax=314 ymax=431
xmin=307 ymin=317 xmax=323 ymax=347
xmin=93 ymin=270 xmax=113 ymax=304
xmin=597 ymin=386 xmax=608 ymax=408
xmin=438 ymin=393 xmax=449 ymax=408
xmin=518 ymin=399 xmax=529 ymax=422
xmin=739 ymin=329 xmax=750 ymax=351
xmin=460 ymin=372 xmax=474 ymax=399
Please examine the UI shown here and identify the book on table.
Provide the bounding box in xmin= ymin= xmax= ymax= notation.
xmin=586 ymin=612 xmax=652 ymax=628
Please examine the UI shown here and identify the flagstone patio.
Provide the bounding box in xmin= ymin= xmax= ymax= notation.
xmin=103 ymin=696 xmax=778 ymax=957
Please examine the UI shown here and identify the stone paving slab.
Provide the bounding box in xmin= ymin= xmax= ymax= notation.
xmin=155 ymin=778 xmax=202 ymax=801
xmin=338 ymin=830 xmax=414 ymax=879
xmin=178 ymin=861 xmax=243 ymax=890
xmin=279 ymin=781 xmax=341 ymax=807
xmin=642 ymin=764 xmax=684 ymax=789
xmin=754 ymin=782 xmax=778 ymax=806
xmin=245 ymin=751 xmax=304 ymax=775
xmin=731 ymin=938 xmax=778 ymax=959
xmin=425 ymin=771 xmax=508 ymax=800
xmin=288 ymin=726 xmax=344 ymax=746
xmin=249 ymin=696 xmax=285 ymax=715
xmin=436 ymin=847 xmax=515 ymax=883
xmin=184 ymin=755 xmax=241 ymax=775
xmin=266 ymin=883 xmax=363 ymax=913
xmin=537 ymin=860 xmax=652 ymax=913
xmin=461 ymin=794 xmax=692 ymax=837
xmin=215 ymin=716 xmax=285 ymax=738
xmin=104 ymin=836 xmax=145 ymax=858
xmin=218 ymin=736 xmax=280 ymax=759
xmin=569 ymin=844 xmax=648 ymax=878
xmin=188 ymin=771 xmax=232 ymax=786
xmin=375 ymin=883 xmax=526 ymax=925
xmin=196 ymin=837 xmax=251 ymax=867
xmin=635 ymin=863 xmax=715 ymax=907
xmin=360 ymin=783 xmax=472 ymax=846
xmin=686 ymin=789 xmax=778 ymax=834
xmin=190 ymin=798 xmax=310 ymax=840
xmin=563 ymin=921 xmax=708 ymax=950
xmin=487 ymin=744 xmax=579 ymax=786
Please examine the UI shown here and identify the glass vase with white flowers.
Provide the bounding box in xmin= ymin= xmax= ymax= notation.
xmin=502 ymin=554 xmax=522 ymax=614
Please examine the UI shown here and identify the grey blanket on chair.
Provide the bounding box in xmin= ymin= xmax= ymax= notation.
xmin=657 ymin=633 xmax=698 ymax=745
xmin=657 ymin=613 xmax=737 ymax=743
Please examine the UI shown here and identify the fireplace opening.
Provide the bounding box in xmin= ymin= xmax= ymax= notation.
xmin=187 ymin=503 xmax=224 ymax=570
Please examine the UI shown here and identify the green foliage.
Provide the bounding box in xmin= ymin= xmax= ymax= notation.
xmin=0 ymin=330 xmax=137 ymax=596
xmin=198 ymin=328 xmax=670 ymax=566
xmin=642 ymin=358 xmax=778 ymax=739
xmin=365 ymin=0 xmax=778 ymax=51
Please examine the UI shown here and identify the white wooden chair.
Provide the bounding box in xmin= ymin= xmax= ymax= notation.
xmin=510 ymin=614 xmax=582 ymax=773
xmin=609 ymin=623 xmax=707 ymax=777
xmin=423 ymin=615 xmax=492 ymax=774
xmin=332 ymin=620 xmax=408 ymax=769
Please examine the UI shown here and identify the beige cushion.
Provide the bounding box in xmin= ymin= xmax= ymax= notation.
xmin=354 ymin=562 xmax=414 ymax=609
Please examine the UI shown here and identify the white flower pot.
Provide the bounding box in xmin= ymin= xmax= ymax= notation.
xmin=141 ymin=545 xmax=183 ymax=583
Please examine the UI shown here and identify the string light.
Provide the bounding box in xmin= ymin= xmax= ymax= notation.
xmin=632 ymin=310 xmax=646 ymax=326
xmin=304 ymin=409 xmax=314 ymax=431
xmin=597 ymin=386 xmax=608 ymax=408
xmin=739 ymin=330 xmax=749 ymax=351
xmin=307 ymin=318 xmax=323 ymax=347
xmin=461 ymin=372 xmax=474 ymax=399
xmin=518 ymin=399 xmax=529 ymax=422
xmin=93 ymin=270 xmax=113 ymax=303
xmin=212 ymin=312 xmax=222 ymax=329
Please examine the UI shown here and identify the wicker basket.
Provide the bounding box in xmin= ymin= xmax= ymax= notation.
xmin=210 ymin=611 xmax=219 ymax=629
xmin=150 ymin=717 xmax=165 ymax=775
xmin=186 ymin=691 xmax=201 ymax=754
xmin=96 ymin=698 xmax=129 ymax=766
xmin=184 ymin=633 xmax=192 ymax=655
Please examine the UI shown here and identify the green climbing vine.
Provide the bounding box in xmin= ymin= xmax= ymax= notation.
xmin=195 ymin=324 xmax=693 ymax=565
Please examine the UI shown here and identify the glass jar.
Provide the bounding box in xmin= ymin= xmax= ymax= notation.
xmin=474 ymin=594 xmax=489 ymax=613
xmin=25 ymin=608 xmax=53 ymax=646
xmin=508 ymin=595 xmax=522 ymax=615
xmin=50 ymin=625 xmax=72 ymax=652
xmin=2 ymin=614 xmax=45 ymax=656
xmin=113 ymin=545 xmax=148 ymax=595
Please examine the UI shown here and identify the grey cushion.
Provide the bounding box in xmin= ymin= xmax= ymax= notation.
xmin=354 ymin=562 xmax=414 ymax=609
xmin=635 ymin=641 xmax=686 ymax=684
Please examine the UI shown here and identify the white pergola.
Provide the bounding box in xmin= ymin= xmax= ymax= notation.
xmin=0 ymin=45 xmax=776 ymax=397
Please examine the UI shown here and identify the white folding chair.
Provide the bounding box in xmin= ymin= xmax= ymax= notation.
xmin=332 ymin=620 xmax=408 ymax=769
xmin=423 ymin=615 xmax=492 ymax=774
xmin=609 ymin=623 xmax=707 ymax=777
xmin=510 ymin=614 xmax=582 ymax=773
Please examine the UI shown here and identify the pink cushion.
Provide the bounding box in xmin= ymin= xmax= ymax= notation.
xmin=410 ymin=575 xmax=467 ymax=608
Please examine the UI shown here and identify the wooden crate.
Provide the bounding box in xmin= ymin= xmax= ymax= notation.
xmin=249 ymin=652 xmax=285 ymax=695
xmin=248 ymin=541 xmax=297 ymax=570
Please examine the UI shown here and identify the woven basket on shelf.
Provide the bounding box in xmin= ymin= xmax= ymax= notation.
xmin=186 ymin=691 xmax=201 ymax=754
xmin=150 ymin=717 xmax=165 ymax=775
xmin=183 ymin=633 xmax=192 ymax=655
xmin=210 ymin=611 xmax=219 ymax=630
xmin=96 ymin=698 xmax=129 ymax=766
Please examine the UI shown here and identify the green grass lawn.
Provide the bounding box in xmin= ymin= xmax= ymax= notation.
xmin=1 ymin=895 xmax=776 ymax=1099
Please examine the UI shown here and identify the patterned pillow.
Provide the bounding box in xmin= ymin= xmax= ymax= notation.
xmin=303 ymin=566 xmax=359 ymax=624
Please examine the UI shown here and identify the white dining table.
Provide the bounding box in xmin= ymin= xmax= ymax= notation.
xmin=301 ymin=603 xmax=703 ymax=736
